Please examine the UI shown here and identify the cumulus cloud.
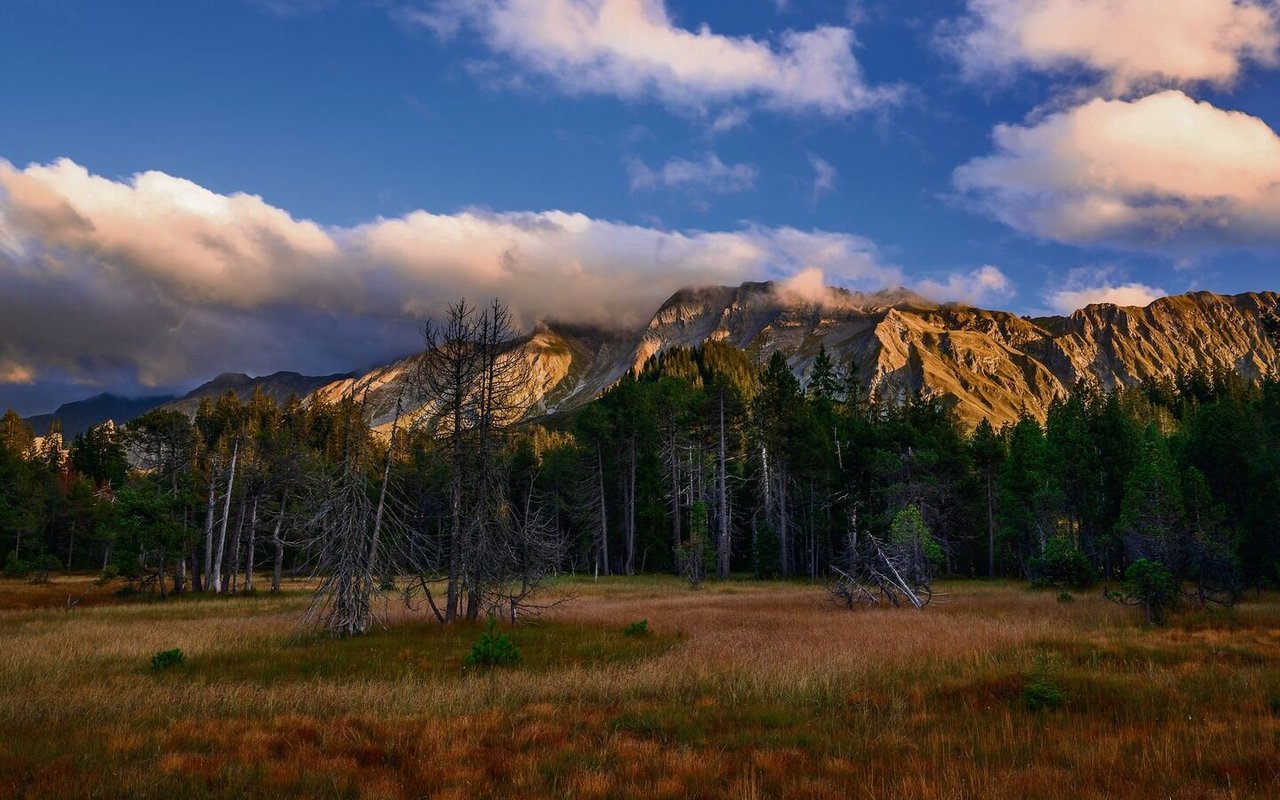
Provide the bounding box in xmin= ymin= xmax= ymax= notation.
xmin=400 ymin=0 xmax=901 ymax=115
xmin=915 ymin=265 xmax=1014 ymax=306
xmin=1048 ymin=282 xmax=1167 ymax=314
xmin=954 ymin=90 xmax=1280 ymax=253
xmin=944 ymin=0 xmax=1280 ymax=93
xmin=0 ymin=156 xmax=903 ymax=397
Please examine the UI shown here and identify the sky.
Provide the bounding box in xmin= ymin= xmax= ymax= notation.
xmin=2 ymin=0 xmax=1280 ymax=414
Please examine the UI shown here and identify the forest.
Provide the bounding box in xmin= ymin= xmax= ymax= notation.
xmin=3 ymin=299 xmax=1278 ymax=631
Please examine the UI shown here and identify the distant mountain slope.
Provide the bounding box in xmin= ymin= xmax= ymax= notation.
xmin=25 ymin=393 xmax=177 ymax=438
xmin=310 ymin=283 xmax=1280 ymax=430
xmin=161 ymin=371 xmax=354 ymax=417
xmin=33 ymin=285 xmax=1277 ymax=436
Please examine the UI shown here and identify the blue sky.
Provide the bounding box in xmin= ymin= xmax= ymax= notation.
xmin=2 ymin=0 xmax=1279 ymax=413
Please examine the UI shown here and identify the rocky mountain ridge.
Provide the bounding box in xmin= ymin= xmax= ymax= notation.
xmin=24 ymin=284 xmax=1280 ymax=433
xmin=310 ymin=283 xmax=1280 ymax=431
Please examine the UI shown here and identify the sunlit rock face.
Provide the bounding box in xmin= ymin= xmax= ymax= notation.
xmin=310 ymin=284 xmax=1280 ymax=430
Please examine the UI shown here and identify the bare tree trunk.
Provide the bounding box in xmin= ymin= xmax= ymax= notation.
xmin=244 ymin=495 xmax=259 ymax=592
xmin=362 ymin=397 xmax=401 ymax=617
xmin=668 ymin=426 xmax=681 ymax=566
xmin=597 ymin=446 xmax=610 ymax=576
xmin=987 ymin=472 xmax=995 ymax=579
xmin=201 ymin=457 xmax=219 ymax=593
xmin=717 ymin=391 xmax=730 ymax=580
xmin=272 ymin=490 xmax=288 ymax=593
xmin=778 ymin=462 xmax=791 ymax=577
xmin=624 ymin=435 xmax=636 ymax=576
xmin=212 ymin=441 xmax=238 ymax=594
xmin=228 ymin=494 xmax=247 ymax=594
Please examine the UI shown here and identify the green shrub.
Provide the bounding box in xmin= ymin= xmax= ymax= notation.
xmin=1057 ymin=591 xmax=1074 ymax=603
xmin=94 ymin=564 xmax=120 ymax=585
xmin=28 ymin=553 xmax=59 ymax=584
xmin=3 ymin=551 xmax=29 ymax=579
xmin=150 ymin=648 xmax=185 ymax=672
xmin=1119 ymin=558 xmax=1178 ymax=625
xmin=1029 ymin=536 xmax=1097 ymax=588
xmin=1021 ymin=652 xmax=1065 ymax=711
xmin=464 ymin=616 xmax=520 ymax=668
xmin=623 ymin=619 xmax=649 ymax=637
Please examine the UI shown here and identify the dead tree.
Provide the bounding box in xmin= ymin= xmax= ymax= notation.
xmin=409 ymin=298 xmax=553 ymax=624
xmin=830 ymin=507 xmax=937 ymax=610
xmin=298 ymin=396 xmax=412 ymax=638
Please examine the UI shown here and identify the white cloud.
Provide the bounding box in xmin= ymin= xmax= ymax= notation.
xmin=808 ymin=154 xmax=837 ymax=205
xmin=954 ymin=90 xmax=1280 ymax=252
xmin=402 ymin=0 xmax=901 ymax=115
xmin=0 ymin=157 xmax=900 ymax=392
xmin=707 ymin=107 xmax=750 ymax=136
xmin=915 ymin=264 xmax=1014 ymax=305
xmin=627 ymin=152 xmax=757 ymax=193
xmin=944 ymin=0 xmax=1280 ymax=93
xmin=1048 ymin=282 xmax=1166 ymax=314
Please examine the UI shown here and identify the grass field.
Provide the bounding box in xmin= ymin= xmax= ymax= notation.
xmin=1 ymin=575 xmax=1279 ymax=799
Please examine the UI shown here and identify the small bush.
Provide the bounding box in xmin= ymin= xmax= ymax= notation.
xmin=623 ymin=619 xmax=649 ymax=637
xmin=464 ymin=616 xmax=520 ymax=668
xmin=94 ymin=564 xmax=121 ymax=586
xmin=1021 ymin=652 xmax=1065 ymax=711
xmin=3 ymin=551 xmax=29 ymax=579
xmin=28 ymin=554 xmax=59 ymax=585
xmin=1057 ymin=591 xmax=1074 ymax=603
xmin=1119 ymin=558 xmax=1179 ymax=625
xmin=150 ymin=648 xmax=185 ymax=672
xmin=1029 ymin=537 xmax=1097 ymax=588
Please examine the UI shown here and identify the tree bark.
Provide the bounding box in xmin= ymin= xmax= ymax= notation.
xmin=624 ymin=435 xmax=636 ymax=576
xmin=227 ymin=493 xmax=247 ymax=595
xmin=668 ymin=426 xmax=681 ymax=568
xmin=272 ymin=490 xmax=288 ymax=593
xmin=211 ymin=440 xmax=238 ymax=594
xmin=987 ymin=472 xmax=996 ymax=579
xmin=597 ymin=446 xmax=610 ymax=576
xmin=244 ymin=494 xmax=258 ymax=592
xmin=717 ymin=391 xmax=730 ymax=580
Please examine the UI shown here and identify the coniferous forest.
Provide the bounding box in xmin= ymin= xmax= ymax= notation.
xmin=5 ymin=304 xmax=1279 ymax=625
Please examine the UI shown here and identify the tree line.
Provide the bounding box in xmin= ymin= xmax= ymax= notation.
xmin=2 ymin=298 xmax=1278 ymax=633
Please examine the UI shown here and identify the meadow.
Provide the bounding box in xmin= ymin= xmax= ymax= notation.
xmin=1 ymin=576 xmax=1278 ymax=799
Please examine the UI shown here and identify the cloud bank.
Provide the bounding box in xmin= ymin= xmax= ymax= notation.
xmin=954 ymin=90 xmax=1280 ymax=252
xmin=400 ymin=0 xmax=901 ymax=115
xmin=945 ymin=0 xmax=1280 ymax=93
xmin=0 ymin=157 xmax=919 ymax=397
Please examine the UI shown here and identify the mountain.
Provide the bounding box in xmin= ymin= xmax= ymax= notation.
xmin=308 ymin=283 xmax=1280 ymax=430
xmin=34 ymin=284 xmax=1276 ymax=436
xmin=22 ymin=370 xmax=355 ymax=437
xmin=161 ymin=371 xmax=355 ymax=417
xmin=25 ymin=393 xmax=177 ymax=438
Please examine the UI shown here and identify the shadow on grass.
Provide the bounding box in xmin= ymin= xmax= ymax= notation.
xmin=172 ymin=619 xmax=679 ymax=685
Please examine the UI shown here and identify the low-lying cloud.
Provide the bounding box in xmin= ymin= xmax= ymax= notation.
xmin=0 ymin=156 xmax=926 ymax=404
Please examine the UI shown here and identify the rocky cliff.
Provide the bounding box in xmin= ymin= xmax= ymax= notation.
xmin=309 ymin=283 xmax=1280 ymax=430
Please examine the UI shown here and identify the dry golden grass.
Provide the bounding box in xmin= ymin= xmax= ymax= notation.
xmin=1 ymin=575 xmax=1278 ymax=799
